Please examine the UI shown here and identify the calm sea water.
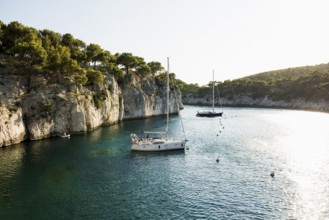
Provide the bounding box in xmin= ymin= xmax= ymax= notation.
xmin=1 ymin=105 xmax=329 ymax=220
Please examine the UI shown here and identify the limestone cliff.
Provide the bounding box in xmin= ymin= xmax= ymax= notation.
xmin=0 ymin=69 xmax=182 ymax=147
xmin=122 ymin=74 xmax=182 ymax=120
xmin=21 ymin=73 xmax=124 ymax=140
xmin=0 ymin=70 xmax=123 ymax=146
xmin=0 ymin=72 xmax=28 ymax=146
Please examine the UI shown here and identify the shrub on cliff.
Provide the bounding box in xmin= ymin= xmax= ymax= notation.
xmin=86 ymin=69 xmax=104 ymax=84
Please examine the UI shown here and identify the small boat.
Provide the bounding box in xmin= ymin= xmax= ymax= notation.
xmin=130 ymin=57 xmax=187 ymax=151
xmin=196 ymin=70 xmax=223 ymax=117
xmin=60 ymin=132 xmax=70 ymax=138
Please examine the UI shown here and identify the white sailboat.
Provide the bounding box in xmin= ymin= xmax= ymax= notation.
xmin=196 ymin=70 xmax=223 ymax=117
xmin=130 ymin=58 xmax=187 ymax=151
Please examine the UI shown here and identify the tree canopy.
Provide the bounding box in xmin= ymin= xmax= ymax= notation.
xmin=0 ymin=20 xmax=166 ymax=86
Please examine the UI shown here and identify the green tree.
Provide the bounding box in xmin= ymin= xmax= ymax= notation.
xmin=136 ymin=64 xmax=151 ymax=77
xmin=86 ymin=43 xmax=103 ymax=66
xmin=177 ymin=80 xmax=200 ymax=94
xmin=61 ymin=33 xmax=87 ymax=64
xmin=148 ymin=61 xmax=163 ymax=75
xmin=73 ymin=68 xmax=88 ymax=85
xmin=86 ymin=69 xmax=104 ymax=84
xmin=117 ymin=52 xmax=139 ymax=75
xmin=155 ymin=72 xmax=167 ymax=87
xmin=39 ymin=29 xmax=61 ymax=50
xmin=45 ymin=45 xmax=70 ymax=71
xmin=2 ymin=21 xmax=28 ymax=53
xmin=96 ymin=50 xmax=116 ymax=68
xmin=9 ymin=26 xmax=47 ymax=69
xmin=106 ymin=62 xmax=125 ymax=84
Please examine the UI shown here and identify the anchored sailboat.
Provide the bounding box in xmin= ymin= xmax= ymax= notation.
xmin=130 ymin=58 xmax=187 ymax=151
xmin=196 ymin=70 xmax=223 ymax=117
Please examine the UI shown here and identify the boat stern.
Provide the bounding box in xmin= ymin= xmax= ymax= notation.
xmin=131 ymin=134 xmax=139 ymax=144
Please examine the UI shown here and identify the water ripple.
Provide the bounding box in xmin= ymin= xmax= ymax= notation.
xmin=1 ymin=107 xmax=329 ymax=219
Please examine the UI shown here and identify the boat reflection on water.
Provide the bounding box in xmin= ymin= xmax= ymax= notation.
xmin=130 ymin=149 xmax=186 ymax=159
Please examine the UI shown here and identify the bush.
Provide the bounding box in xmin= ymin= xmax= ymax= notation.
xmin=86 ymin=69 xmax=104 ymax=84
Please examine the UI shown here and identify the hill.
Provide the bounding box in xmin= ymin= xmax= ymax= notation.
xmin=242 ymin=63 xmax=329 ymax=82
xmin=181 ymin=63 xmax=329 ymax=111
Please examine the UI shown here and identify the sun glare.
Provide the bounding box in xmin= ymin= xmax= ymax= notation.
xmin=267 ymin=111 xmax=329 ymax=218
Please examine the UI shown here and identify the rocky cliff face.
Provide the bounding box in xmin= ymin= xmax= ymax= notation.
xmin=0 ymin=72 xmax=28 ymax=146
xmin=182 ymin=94 xmax=329 ymax=112
xmin=21 ymin=73 xmax=124 ymax=140
xmin=0 ymin=69 xmax=182 ymax=147
xmin=122 ymin=74 xmax=182 ymax=120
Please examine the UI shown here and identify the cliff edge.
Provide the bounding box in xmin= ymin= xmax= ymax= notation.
xmin=0 ymin=67 xmax=182 ymax=147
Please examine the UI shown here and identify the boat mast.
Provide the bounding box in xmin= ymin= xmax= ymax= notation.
xmin=166 ymin=57 xmax=170 ymax=139
xmin=212 ymin=69 xmax=215 ymax=112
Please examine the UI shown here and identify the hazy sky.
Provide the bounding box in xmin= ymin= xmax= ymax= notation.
xmin=1 ymin=0 xmax=329 ymax=85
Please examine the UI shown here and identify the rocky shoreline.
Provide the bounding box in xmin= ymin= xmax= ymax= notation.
xmin=182 ymin=94 xmax=329 ymax=113
xmin=2 ymin=68 xmax=328 ymax=147
xmin=0 ymin=70 xmax=183 ymax=147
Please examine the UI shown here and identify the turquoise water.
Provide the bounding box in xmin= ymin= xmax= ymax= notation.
xmin=1 ymin=106 xmax=329 ymax=219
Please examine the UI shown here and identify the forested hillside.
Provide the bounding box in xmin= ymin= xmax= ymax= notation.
xmin=181 ymin=64 xmax=329 ymax=103
xmin=242 ymin=63 xmax=329 ymax=82
xmin=0 ymin=20 xmax=177 ymax=86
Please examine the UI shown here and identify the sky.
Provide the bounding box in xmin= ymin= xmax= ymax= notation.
xmin=1 ymin=0 xmax=329 ymax=85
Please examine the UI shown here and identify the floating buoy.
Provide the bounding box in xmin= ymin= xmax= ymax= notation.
xmin=270 ymin=172 xmax=275 ymax=178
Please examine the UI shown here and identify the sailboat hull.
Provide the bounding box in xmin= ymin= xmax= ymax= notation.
xmin=131 ymin=139 xmax=186 ymax=151
xmin=196 ymin=71 xmax=223 ymax=118
xmin=196 ymin=111 xmax=223 ymax=117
